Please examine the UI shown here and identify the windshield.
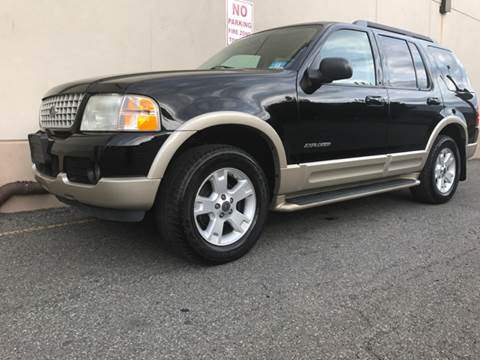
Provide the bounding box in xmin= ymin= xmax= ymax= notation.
xmin=199 ymin=25 xmax=322 ymax=70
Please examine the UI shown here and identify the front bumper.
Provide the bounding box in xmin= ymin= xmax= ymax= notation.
xmin=28 ymin=130 xmax=169 ymax=219
xmin=28 ymin=131 xmax=170 ymax=182
xmin=34 ymin=165 xmax=160 ymax=211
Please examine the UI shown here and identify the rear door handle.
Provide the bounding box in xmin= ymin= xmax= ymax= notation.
xmin=427 ymin=97 xmax=441 ymax=105
xmin=365 ymin=96 xmax=386 ymax=106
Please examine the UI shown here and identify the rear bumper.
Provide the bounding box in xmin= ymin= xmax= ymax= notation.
xmin=33 ymin=165 xmax=160 ymax=211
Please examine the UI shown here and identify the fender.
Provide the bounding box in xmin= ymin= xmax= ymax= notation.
xmin=147 ymin=111 xmax=288 ymax=180
xmin=422 ymin=115 xmax=469 ymax=181
xmin=422 ymin=115 xmax=468 ymax=166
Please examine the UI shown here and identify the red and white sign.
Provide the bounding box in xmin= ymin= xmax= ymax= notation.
xmin=226 ymin=0 xmax=254 ymax=45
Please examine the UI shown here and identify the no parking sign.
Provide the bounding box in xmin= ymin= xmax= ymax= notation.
xmin=226 ymin=0 xmax=254 ymax=45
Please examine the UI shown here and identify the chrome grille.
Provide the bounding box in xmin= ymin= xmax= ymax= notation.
xmin=39 ymin=93 xmax=86 ymax=129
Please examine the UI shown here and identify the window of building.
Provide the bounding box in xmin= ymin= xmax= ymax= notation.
xmin=379 ymin=36 xmax=417 ymax=89
xmin=409 ymin=43 xmax=429 ymax=90
xmin=318 ymin=29 xmax=376 ymax=86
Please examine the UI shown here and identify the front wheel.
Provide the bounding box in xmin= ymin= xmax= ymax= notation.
xmin=156 ymin=145 xmax=270 ymax=264
xmin=411 ymin=135 xmax=460 ymax=204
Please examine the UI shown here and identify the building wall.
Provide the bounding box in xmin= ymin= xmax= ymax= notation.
xmin=1 ymin=0 xmax=479 ymax=212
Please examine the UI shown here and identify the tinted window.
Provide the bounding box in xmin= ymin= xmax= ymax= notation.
xmin=199 ymin=25 xmax=321 ymax=70
xmin=319 ymin=30 xmax=376 ymax=86
xmin=428 ymin=47 xmax=472 ymax=91
xmin=379 ymin=36 xmax=417 ymax=88
xmin=409 ymin=43 xmax=429 ymax=89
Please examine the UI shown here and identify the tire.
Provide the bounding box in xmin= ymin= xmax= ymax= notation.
xmin=155 ymin=144 xmax=270 ymax=264
xmin=411 ymin=135 xmax=461 ymax=204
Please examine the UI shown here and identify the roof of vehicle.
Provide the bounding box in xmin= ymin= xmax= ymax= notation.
xmin=254 ymin=20 xmax=435 ymax=44
xmin=250 ymin=22 xmax=332 ymax=36
xmin=353 ymin=20 xmax=435 ymax=43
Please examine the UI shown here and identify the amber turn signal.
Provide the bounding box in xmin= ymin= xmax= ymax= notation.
xmin=120 ymin=95 xmax=160 ymax=131
xmin=81 ymin=94 xmax=161 ymax=132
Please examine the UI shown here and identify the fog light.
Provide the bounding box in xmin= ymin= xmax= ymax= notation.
xmin=87 ymin=163 xmax=101 ymax=184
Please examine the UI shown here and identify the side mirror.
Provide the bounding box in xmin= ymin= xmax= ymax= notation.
xmin=301 ymin=57 xmax=353 ymax=94
xmin=319 ymin=57 xmax=353 ymax=83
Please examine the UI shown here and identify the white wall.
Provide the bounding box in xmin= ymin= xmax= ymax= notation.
xmin=0 ymin=0 xmax=225 ymax=140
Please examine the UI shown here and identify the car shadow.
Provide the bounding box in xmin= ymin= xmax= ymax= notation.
xmin=81 ymin=188 xmax=415 ymax=267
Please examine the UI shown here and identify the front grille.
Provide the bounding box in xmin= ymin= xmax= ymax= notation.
xmin=40 ymin=93 xmax=86 ymax=129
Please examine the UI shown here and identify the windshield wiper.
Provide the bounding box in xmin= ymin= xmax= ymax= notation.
xmin=210 ymin=65 xmax=235 ymax=70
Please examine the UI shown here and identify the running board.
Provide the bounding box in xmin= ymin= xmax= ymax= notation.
xmin=274 ymin=178 xmax=420 ymax=212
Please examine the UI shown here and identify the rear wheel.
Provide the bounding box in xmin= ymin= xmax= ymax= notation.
xmin=411 ymin=135 xmax=460 ymax=204
xmin=156 ymin=145 xmax=269 ymax=264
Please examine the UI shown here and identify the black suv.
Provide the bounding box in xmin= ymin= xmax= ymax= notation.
xmin=29 ymin=20 xmax=478 ymax=263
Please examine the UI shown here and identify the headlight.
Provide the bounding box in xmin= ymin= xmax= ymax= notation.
xmin=80 ymin=94 xmax=160 ymax=131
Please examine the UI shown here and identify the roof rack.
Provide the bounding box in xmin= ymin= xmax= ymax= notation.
xmin=353 ymin=20 xmax=434 ymax=43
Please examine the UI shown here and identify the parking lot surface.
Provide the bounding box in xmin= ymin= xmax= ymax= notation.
xmin=1 ymin=161 xmax=480 ymax=359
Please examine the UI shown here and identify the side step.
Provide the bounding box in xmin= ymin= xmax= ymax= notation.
xmin=274 ymin=178 xmax=420 ymax=212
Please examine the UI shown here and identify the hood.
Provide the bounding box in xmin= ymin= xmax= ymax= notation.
xmin=43 ymin=70 xmax=200 ymax=97
xmin=44 ymin=69 xmax=281 ymax=97
xmin=44 ymin=69 xmax=298 ymax=130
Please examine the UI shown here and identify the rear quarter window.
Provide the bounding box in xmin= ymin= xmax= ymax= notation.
xmin=428 ymin=47 xmax=473 ymax=91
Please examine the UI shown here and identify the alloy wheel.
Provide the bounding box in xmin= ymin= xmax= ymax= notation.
xmin=193 ymin=167 xmax=257 ymax=246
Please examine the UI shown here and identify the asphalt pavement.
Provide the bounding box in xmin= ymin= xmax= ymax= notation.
xmin=1 ymin=161 xmax=479 ymax=359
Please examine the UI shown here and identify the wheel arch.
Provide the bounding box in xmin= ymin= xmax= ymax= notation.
xmin=426 ymin=116 xmax=468 ymax=180
xmin=147 ymin=111 xmax=288 ymax=195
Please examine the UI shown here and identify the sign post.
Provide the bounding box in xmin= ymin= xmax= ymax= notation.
xmin=226 ymin=0 xmax=254 ymax=45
